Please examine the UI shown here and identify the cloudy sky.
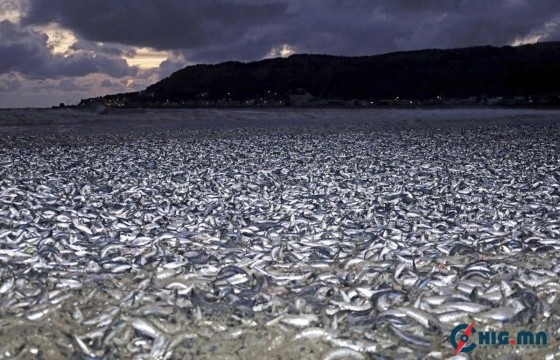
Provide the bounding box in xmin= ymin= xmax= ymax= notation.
xmin=1 ymin=0 xmax=560 ymax=108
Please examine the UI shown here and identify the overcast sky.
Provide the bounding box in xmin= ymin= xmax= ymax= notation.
xmin=1 ymin=0 xmax=560 ymax=108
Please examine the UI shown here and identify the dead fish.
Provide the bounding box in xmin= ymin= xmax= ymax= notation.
xmin=323 ymin=348 xmax=366 ymax=360
xmin=1 ymin=121 xmax=560 ymax=359
xmin=130 ymin=318 xmax=163 ymax=339
xmin=389 ymin=325 xmax=432 ymax=348
xmin=475 ymin=307 xmax=519 ymax=322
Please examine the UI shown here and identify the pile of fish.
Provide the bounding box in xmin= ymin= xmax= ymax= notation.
xmin=0 ymin=123 xmax=559 ymax=359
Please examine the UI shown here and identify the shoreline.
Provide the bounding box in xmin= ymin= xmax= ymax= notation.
xmin=1 ymin=107 xmax=560 ymax=130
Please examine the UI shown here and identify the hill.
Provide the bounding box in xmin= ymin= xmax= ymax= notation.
xmin=84 ymin=42 xmax=560 ymax=107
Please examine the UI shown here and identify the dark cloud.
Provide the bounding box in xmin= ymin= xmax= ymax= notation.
xmin=58 ymin=78 xmax=91 ymax=91
xmin=22 ymin=0 xmax=287 ymax=51
xmin=0 ymin=20 xmax=136 ymax=78
xmin=0 ymin=73 xmax=22 ymax=92
xmin=258 ymin=0 xmax=560 ymax=56
xmin=100 ymin=78 xmax=116 ymax=88
xmin=20 ymin=0 xmax=560 ymax=64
